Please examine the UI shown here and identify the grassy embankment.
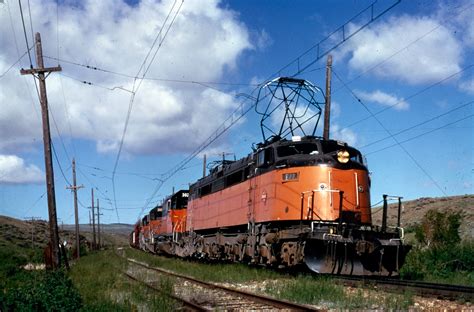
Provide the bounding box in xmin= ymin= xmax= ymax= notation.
xmin=123 ymin=247 xmax=414 ymax=310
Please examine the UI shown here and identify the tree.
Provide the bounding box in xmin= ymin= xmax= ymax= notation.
xmin=415 ymin=209 xmax=461 ymax=248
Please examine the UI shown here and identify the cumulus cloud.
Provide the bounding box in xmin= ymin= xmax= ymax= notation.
xmin=337 ymin=14 xmax=463 ymax=84
xmin=459 ymin=79 xmax=474 ymax=94
xmin=436 ymin=1 xmax=474 ymax=48
xmin=330 ymin=124 xmax=357 ymax=146
xmin=0 ymin=0 xmax=252 ymax=155
xmin=356 ymin=90 xmax=409 ymax=111
xmin=0 ymin=155 xmax=44 ymax=184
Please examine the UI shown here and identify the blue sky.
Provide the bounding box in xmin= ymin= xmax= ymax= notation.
xmin=0 ymin=0 xmax=472 ymax=225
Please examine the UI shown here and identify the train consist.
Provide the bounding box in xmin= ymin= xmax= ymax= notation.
xmin=130 ymin=77 xmax=411 ymax=275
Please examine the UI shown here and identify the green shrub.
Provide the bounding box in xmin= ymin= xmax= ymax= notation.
xmin=401 ymin=209 xmax=473 ymax=285
xmin=401 ymin=239 xmax=474 ymax=285
xmin=414 ymin=209 xmax=461 ymax=248
xmin=0 ymin=270 xmax=82 ymax=311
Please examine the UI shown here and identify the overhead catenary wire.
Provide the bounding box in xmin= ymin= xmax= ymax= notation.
xmin=54 ymin=1 xmax=78 ymax=159
xmin=59 ymin=73 xmax=134 ymax=93
xmin=329 ymin=1 xmax=474 ymax=99
xmin=333 ymin=69 xmax=448 ymax=197
xmin=6 ymin=0 xmax=40 ymax=120
xmin=51 ymin=142 xmax=71 ymax=186
xmin=365 ymin=114 xmax=474 ymax=156
xmin=134 ymin=0 xmax=403 ymax=218
xmin=21 ymin=191 xmax=47 ymax=218
xmin=271 ymin=0 xmax=402 ymax=79
xmin=111 ymin=0 xmax=184 ymax=222
xmin=359 ymin=100 xmax=474 ymax=150
xmin=44 ymin=55 xmax=261 ymax=90
xmin=17 ymin=0 xmax=33 ymax=68
xmin=340 ymin=64 xmax=474 ymax=131
xmin=0 ymin=49 xmax=31 ymax=79
xmin=26 ymin=0 xmax=35 ymax=59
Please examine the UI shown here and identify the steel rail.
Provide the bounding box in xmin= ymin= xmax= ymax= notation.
xmin=332 ymin=275 xmax=474 ymax=300
xmin=126 ymin=258 xmax=321 ymax=311
xmin=122 ymin=271 xmax=208 ymax=311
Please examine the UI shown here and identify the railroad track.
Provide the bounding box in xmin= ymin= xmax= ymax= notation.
xmin=332 ymin=275 xmax=474 ymax=301
xmin=122 ymin=271 xmax=206 ymax=311
xmin=123 ymin=257 xmax=320 ymax=311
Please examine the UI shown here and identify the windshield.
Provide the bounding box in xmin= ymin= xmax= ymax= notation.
xmin=277 ymin=143 xmax=319 ymax=157
xmin=320 ymin=141 xmax=364 ymax=165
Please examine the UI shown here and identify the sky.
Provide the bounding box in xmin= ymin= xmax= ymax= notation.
xmin=0 ymin=0 xmax=472 ymax=225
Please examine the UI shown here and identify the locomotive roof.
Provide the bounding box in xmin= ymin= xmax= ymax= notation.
xmin=191 ymin=136 xmax=366 ymax=190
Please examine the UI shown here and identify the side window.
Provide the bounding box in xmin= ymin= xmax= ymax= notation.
xmin=225 ymin=170 xmax=244 ymax=187
xmin=200 ymin=184 xmax=212 ymax=196
xmin=257 ymin=148 xmax=274 ymax=168
xmin=257 ymin=150 xmax=266 ymax=167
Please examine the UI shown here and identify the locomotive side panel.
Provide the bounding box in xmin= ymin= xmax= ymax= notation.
xmin=188 ymin=165 xmax=371 ymax=227
xmin=187 ymin=181 xmax=249 ymax=231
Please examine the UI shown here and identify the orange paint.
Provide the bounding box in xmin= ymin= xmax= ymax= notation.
xmin=187 ymin=166 xmax=371 ymax=231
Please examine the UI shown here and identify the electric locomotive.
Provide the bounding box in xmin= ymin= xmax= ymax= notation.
xmin=132 ymin=77 xmax=411 ymax=275
xmin=138 ymin=190 xmax=189 ymax=254
xmin=183 ymin=135 xmax=409 ymax=275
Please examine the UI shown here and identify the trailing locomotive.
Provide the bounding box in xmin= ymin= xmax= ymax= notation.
xmin=131 ymin=77 xmax=411 ymax=276
xmin=130 ymin=190 xmax=188 ymax=253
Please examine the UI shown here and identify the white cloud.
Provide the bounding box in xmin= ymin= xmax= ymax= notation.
xmin=331 ymin=100 xmax=341 ymax=118
xmin=0 ymin=155 xmax=43 ymax=184
xmin=337 ymin=14 xmax=463 ymax=84
xmin=0 ymin=0 xmax=252 ymax=155
xmin=330 ymin=124 xmax=357 ymax=147
xmin=459 ymin=79 xmax=474 ymax=94
xmin=254 ymin=29 xmax=273 ymax=51
xmin=437 ymin=1 xmax=474 ymax=48
xmin=356 ymin=90 xmax=409 ymax=111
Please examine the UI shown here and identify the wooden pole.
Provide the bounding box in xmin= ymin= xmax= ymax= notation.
xmin=20 ymin=32 xmax=62 ymax=269
xmin=91 ymin=188 xmax=96 ymax=249
xmin=97 ymin=198 xmax=101 ymax=248
xmin=203 ymin=154 xmax=207 ymax=178
xmin=323 ymin=54 xmax=332 ymax=140
xmin=67 ymin=158 xmax=83 ymax=258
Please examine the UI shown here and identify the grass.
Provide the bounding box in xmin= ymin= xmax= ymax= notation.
xmin=264 ymin=275 xmax=413 ymax=310
xmin=124 ymin=247 xmax=414 ymax=310
xmin=69 ymin=249 xmax=179 ymax=311
xmin=124 ymin=247 xmax=281 ymax=283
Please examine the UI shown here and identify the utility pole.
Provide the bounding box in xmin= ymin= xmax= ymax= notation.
xmin=202 ymin=154 xmax=206 ymax=178
xmin=25 ymin=217 xmax=41 ymax=250
xmin=91 ymin=188 xmax=96 ymax=249
xmin=66 ymin=158 xmax=84 ymax=258
xmin=21 ymin=32 xmax=62 ymax=269
xmin=323 ymin=54 xmax=332 ymax=140
xmin=96 ymin=198 xmax=102 ymax=248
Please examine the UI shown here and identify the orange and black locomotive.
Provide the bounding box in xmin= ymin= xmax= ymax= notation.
xmin=131 ymin=77 xmax=410 ymax=276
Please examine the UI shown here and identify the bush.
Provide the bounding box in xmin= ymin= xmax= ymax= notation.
xmin=414 ymin=209 xmax=461 ymax=248
xmin=401 ymin=209 xmax=474 ymax=285
xmin=0 ymin=270 xmax=82 ymax=311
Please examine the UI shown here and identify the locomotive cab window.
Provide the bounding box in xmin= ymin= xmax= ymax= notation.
xmin=257 ymin=148 xmax=274 ymax=168
xmin=277 ymin=143 xmax=319 ymax=157
xmin=320 ymin=141 xmax=364 ymax=165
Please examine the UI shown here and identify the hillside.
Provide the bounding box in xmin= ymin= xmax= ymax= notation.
xmin=0 ymin=215 xmax=132 ymax=252
xmin=371 ymin=194 xmax=474 ymax=240
xmin=1 ymin=194 xmax=472 ymax=252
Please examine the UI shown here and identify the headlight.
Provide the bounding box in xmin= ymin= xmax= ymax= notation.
xmin=337 ymin=150 xmax=350 ymax=163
